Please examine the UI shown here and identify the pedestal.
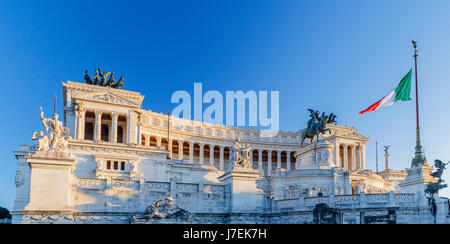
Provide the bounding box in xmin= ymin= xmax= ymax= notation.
xmin=399 ymin=165 xmax=436 ymax=194
xmin=218 ymin=166 xmax=264 ymax=213
xmin=24 ymin=151 xmax=76 ymax=212
xmin=295 ymin=141 xmax=335 ymax=169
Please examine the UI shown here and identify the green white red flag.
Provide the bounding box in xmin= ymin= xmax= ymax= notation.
xmin=359 ymin=69 xmax=412 ymax=114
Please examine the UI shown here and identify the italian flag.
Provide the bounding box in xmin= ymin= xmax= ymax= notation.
xmin=359 ymin=69 xmax=412 ymax=114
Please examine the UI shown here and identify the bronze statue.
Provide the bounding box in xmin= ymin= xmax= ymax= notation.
xmin=84 ymin=69 xmax=124 ymax=89
xmin=301 ymin=109 xmax=334 ymax=147
xmin=328 ymin=113 xmax=337 ymax=124
xmin=107 ymin=72 xmax=115 ymax=87
xmin=99 ymin=69 xmax=111 ymax=86
xmin=112 ymin=77 xmax=124 ymax=89
xmin=93 ymin=69 xmax=100 ymax=85
xmin=83 ymin=70 xmax=92 ymax=84
xmin=383 ymin=145 xmax=390 ymax=154
xmin=425 ymin=159 xmax=449 ymax=197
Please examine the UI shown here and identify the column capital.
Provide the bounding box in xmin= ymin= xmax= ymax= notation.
xmin=94 ymin=110 xmax=103 ymax=116
xmin=111 ymin=112 xmax=119 ymax=117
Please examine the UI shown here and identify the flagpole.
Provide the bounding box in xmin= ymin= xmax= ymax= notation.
xmin=376 ymin=141 xmax=379 ymax=173
xmin=54 ymin=93 xmax=57 ymax=114
xmin=411 ymin=40 xmax=426 ymax=167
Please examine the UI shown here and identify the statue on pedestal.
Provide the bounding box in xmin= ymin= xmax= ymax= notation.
xmin=384 ymin=145 xmax=390 ymax=170
xmin=33 ymin=106 xmax=71 ymax=152
xmin=228 ymin=138 xmax=251 ymax=171
xmin=301 ymin=109 xmax=334 ymax=147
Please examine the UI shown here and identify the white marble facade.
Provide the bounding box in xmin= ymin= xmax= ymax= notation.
xmin=11 ymin=81 xmax=450 ymax=224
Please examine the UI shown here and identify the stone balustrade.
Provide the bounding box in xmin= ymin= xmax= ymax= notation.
xmin=75 ymin=178 xmax=226 ymax=196
xmin=274 ymin=192 xmax=416 ymax=213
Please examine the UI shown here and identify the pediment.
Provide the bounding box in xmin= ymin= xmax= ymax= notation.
xmin=73 ymin=91 xmax=139 ymax=107
xmin=340 ymin=132 xmax=368 ymax=140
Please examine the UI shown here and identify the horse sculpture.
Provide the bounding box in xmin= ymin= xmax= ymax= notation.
xmin=300 ymin=109 xmax=334 ymax=147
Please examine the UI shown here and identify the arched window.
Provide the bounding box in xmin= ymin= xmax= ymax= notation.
xmin=84 ymin=122 xmax=94 ymax=140
xmin=117 ymin=126 xmax=124 ymax=143
xmin=101 ymin=124 xmax=109 ymax=141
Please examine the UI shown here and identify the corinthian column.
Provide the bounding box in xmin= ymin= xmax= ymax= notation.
xmin=352 ymin=145 xmax=357 ymax=170
xmin=258 ymin=150 xmax=263 ymax=174
xmin=219 ymin=146 xmax=224 ymax=170
xmin=178 ymin=140 xmax=184 ymax=160
xmin=94 ymin=110 xmax=102 ymax=142
xmin=76 ymin=109 xmax=86 ymax=140
xmin=267 ymin=150 xmax=272 ymax=176
xmin=277 ymin=151 xmax=281 ymax=169
xmin=111 ymin=112 xmax=118 ymax=143
xmin=249 ymin=149 xmax=253 ymax=168
xmin=287 ymin=151 xmax=291 ymax=170
xmin=209 ymin=145 xmax=215 ymax=166
xmin=199 ymin=143 xmax=204 ymax=164
xmin=343 ymin=144 xmax=349 ymax=171
xmin=189 ymin=142 xmax=194 ymax=164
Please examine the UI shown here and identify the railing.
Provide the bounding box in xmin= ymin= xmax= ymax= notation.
xmin=274 ymin=192 xmax=417 ymax=212
xmin=176 ymin=183 xmax=199 ymax=193
xmin=366 ymin=194 xmax=388 ymax=203
xmin=335 ymin=195 xmax=360 ymax=204
xmin=145 ymin=182 xmax=170 ymax=192
xmin=76 ymin=178 xmax=107 ymax=190
xmin=113 ymin=179 xmax=140 ymax=191
xmin=203 ymin=184 xmax=226 ymax=194
xmin=75 ymin=178 xmax=226 ymax=196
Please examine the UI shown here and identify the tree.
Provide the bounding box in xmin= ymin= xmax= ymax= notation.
xmin=0 ymin=207 xmax=12 ymax=219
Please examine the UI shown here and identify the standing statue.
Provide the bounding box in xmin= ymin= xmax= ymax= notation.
xmin=38 ymin=106 xmax=71 ymax=151
xmin=93 ymin=69 xmax=100 ymax=85
xmin=384 ymin=145 xmax=390 ymax=170
xmin=107 ymin=72 xmax=115 ymax=87
xmin=301 ymin=109 xmax=333 ymax=147
xmin=228 ymin=138 xmax=252 ymax=171
xmin=130 ymin=197 xmax=190 ymax=223
xmin=83 ymin=70 xmax=92 ymax=84
xmin=99 ymin=69 xmax=111 ymax=86
xmin=425 ymin=159 xmax=449 ymax=197
xmin=112 ymin=76 xmax=124 ymax=89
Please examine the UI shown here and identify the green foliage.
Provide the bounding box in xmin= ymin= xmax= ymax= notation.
xmin=0 ymin=207 xmax=12 ymax=219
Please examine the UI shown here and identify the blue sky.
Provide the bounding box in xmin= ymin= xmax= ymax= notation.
xmin=1 ymin=0 xmax=450 ymax=209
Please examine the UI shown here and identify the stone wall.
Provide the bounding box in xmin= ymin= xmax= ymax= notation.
xmin=71 ymin=178 xmax=229 ymax=214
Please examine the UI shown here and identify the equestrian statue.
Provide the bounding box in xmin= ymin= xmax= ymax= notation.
xmin=300 ymin=109 xmax=336 ymax=147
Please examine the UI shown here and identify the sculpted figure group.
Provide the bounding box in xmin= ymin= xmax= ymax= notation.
xmin=425 ymin=159 xmax=449 ymax=197
xmin=130 ymin=197 xmax=191 ymax=223
xmin=301 ymin=109 xmax=336 ymax=147
xmin=84 ymin=69 xmax=124 ymax=89
xmin=228 ymin=138 xmax=252 ymax=171
xmin=32 ymin=107 xmax=71 ymax=152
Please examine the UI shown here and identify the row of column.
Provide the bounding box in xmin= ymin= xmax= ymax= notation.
xmin=336 ymin=143 xmax=366 ymax=171
xmin=141 ymin=135 xmax=296 ymax=175
xmin=75 ymin=109 xmax=127 ymax=143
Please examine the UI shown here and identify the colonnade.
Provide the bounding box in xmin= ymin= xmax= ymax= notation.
xmin=141 ymin=134 xmax=297 ymax=176
xmin=336 ymin=142 xmax=366 ymax=171
xmin=75 ymin=109 xmax=128 ymax=144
